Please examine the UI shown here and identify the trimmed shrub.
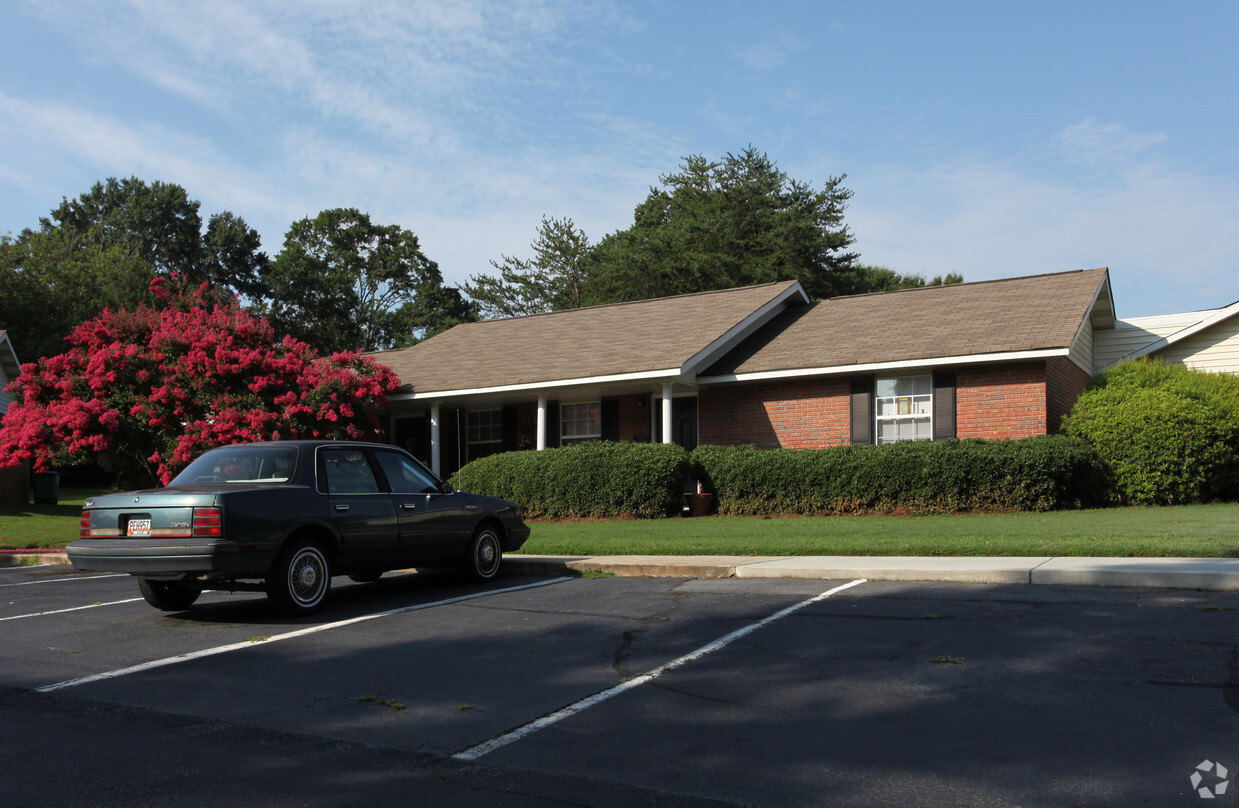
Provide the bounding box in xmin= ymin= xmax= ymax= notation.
xmin=450 ymin=441 xmax=690 ymax=519
xmin=1062 ymin=359 xmax=1239 ymax=505
xmin=691 ymin=436 xmax=1107 ymax=516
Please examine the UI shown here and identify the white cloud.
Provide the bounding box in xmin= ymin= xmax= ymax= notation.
xmin=1053 ymin=118 xmax=1169 ymax=166
xmin=847 ymin=130 xmax=1239 ymax=317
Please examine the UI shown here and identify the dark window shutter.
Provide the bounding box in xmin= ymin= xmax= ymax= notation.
xmin=850 ymin=378 xmax=874 ymax=445
xmin=547 ymin=401 xmax=560 ymax=448
xmin=932 ymin=372 xmax=956 ymax=440
xmin=601 ymin=399 xmax=619 ymax=442
xmin=501 ymin=404 xmax=518 ymax=452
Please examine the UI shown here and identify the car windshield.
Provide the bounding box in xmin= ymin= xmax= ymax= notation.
xmin=170 ymin=446 xmax=299 ymax=485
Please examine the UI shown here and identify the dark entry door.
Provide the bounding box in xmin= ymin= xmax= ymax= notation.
xmin=668 ymin=397 xmax=698 ymax=451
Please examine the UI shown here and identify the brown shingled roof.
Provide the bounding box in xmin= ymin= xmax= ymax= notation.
xmin=704 ymin=268 xmax=1110 ymax=377
xmin=375 ymin=280 xmax=804 ymax=394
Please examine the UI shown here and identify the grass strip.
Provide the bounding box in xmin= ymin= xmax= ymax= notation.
xmin=515 ymin=503 xmax=1239 ymax=558
xmin=3 ymin=492 xmax=1236 ymax=559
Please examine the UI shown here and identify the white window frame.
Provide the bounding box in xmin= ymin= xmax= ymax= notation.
xmin=560 ymin=400 xmax=601 ymax=445
xmin=875 ymin=375 xmax=933 ymax=444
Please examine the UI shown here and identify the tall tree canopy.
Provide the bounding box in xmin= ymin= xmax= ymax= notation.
xmin=0 ymin=230 xmax=152 ymax=360
xmin=851 ymin=265 xmax=965 ymax=294
xmin=0 ymin=278 xmax=400 ymax=487
xmin=0 ymin=177 xmax=270 ymax=360
xmin=40 ymin=177 xmax=268 ymax=298
xmin=587 ymin=147 xmax=861 ymax=303
xmin=464 ymin=216 xmax=593 ymax=319
xmin=467 ymin=149 xmax=968 ymax=318
xmin=262 ymin=208 xmax=475 ymax=354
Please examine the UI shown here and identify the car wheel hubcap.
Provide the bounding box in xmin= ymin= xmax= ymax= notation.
xmin=476 ymin=535 xmax=498 ymax=574
xmin=291 ymin=551 xmax=324 ymax=603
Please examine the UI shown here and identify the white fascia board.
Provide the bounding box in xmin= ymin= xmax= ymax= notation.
xmin=1072 ymin=272 xmax=1114 ymax=347
xmin=390 ymin=367 xmax=686 ymax=402
xmin=680 ymin=282 xmax=810 ymax=374
xmin=697 ymin=348 xmax=1071 ymax=385
xmin=1112 ymin=299 xmax=1239 ymax=366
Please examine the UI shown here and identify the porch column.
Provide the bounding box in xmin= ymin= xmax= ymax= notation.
xmin=536 ymin=394 xmax=548 ymax=451
xmin=430 ymin=402 xmax=441 ymax=476
xmin=661 ymin=383 xmax=673 ymax=445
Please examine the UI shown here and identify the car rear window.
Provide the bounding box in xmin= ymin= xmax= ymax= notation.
xmin=170 ymin=446 xmax=299 ymax=485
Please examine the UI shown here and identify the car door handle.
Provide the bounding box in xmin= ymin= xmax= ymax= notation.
xmin=401 ymin=503 xmax=417 ymax=510
xmin=335 ymin=504 xmax=350 ymax=512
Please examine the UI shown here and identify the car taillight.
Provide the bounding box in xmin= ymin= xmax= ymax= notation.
xmin=193 ymin=507 xmax=222 ymax=537
xmin=80 ymin=510 xmax=91 ymax=538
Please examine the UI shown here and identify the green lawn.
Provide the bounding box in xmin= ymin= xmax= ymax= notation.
xmin=3 ymin=491 xmax=1237 ymax=558
xmin=516 ymin=503 xmax=1239 ymax=558
xmin=0 ymin=489 xmax=98 ymax=550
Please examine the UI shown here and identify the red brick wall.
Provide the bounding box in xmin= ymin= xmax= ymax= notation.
xmin=955 ymin=362 xmax=1048 ymax=440
xmin=699 ymin=378 xmax=851 ymax=449
xmin=614 ymin=394 xmax=654 ymax=443
xmin=1045 ymin=356 xmax=1091 ymax=433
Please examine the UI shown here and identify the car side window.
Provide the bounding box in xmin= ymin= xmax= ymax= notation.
xmin=374 ymin=451 xmax=441 ymax=495
xmin=322 ymin=449 xmax=380 ymax=494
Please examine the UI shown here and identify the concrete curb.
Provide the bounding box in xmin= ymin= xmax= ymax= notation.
xmin=0 ymin=552 xmax=72 ymax=567
xmin=506 ymin=554 xmax=1239 ymax=592
xmin=10 ymin=552 xmax=1239 ymax=591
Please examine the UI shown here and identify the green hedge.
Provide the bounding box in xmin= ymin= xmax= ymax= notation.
xmin=691 ymin=436 xmax=1107 ymax=516
xmin=450 ymin=441 xmax=690 ymax=519
xmin=1062 ymin=359 xmax=1239 ymax=505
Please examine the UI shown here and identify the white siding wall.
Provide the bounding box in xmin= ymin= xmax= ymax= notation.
xmin=1093 ymin=308 xmax=1239 ymax=374
xmin=1150 ymin=316 xmax=1239 ymax=373
xmin=1094 ymin=311 xmax=1216 ymax=371
xmin=1068 ymin=317 xmax=1094 ymax=373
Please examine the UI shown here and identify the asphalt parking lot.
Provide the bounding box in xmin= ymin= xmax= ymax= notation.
xmin=2 ymin=562 xmax=1237 ymax=807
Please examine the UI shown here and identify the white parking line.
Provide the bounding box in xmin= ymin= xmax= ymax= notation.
xmin=0 ymin=599 xmax=147 ymax=621
xmin=452 ymin=578 xmax=869 ymax=762
xmin=35 ymin=577 xmax=574 ymax=693
xmin=0 ymin=573 xmax=128 ymax=588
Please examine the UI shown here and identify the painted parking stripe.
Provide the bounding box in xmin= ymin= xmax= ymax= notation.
xmin=0 ymin=573 xmax=129 ymax=588
xmin=453 ymin=578 xmax=869 ymax=762
xmin=0 ymin=598 xmax=146 ymax=621
xmin=35 ymin=577 xmax=573 ymax=693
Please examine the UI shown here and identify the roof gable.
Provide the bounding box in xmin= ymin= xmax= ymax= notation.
xmin=703 ymin=268 xmax=1112 ymax=378
xmin=377 ymin=280 xmax=807 ymax=396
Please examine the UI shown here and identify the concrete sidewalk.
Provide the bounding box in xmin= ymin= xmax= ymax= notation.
xmin=8 ymin=551 xmax=1239 ymax=591
xmin=504 ymin=554 xmax=1239 ymax=591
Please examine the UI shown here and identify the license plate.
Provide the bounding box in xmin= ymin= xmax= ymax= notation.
xmin=127 ymin=519 xmax=152 ymax=536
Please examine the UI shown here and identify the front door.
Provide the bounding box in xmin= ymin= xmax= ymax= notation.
xmin=372 ymin=449 xmax=467 ymax=565
xmin=655 ymin=396 xmax=699 ymax=451
xmin=319 ymin=447 xmax=399 ymax=567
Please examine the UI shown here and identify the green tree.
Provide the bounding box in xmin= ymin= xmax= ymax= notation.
xmin=43 ymin=177 xmax=205 ymax=279
xmin=848 ymin=265 xmax=964 ymax=295
xmin=586 ymin=147 xmax=860 ymax=303
xmin=465 ymin=216 xmax=593 ymax=318
xmin=0 ymin=178 xmax=272 ymax=361
xmin=0 ymin=229 xmax=152 ymax=360
xmin=263 ymin=208 xmax=474 ymax=353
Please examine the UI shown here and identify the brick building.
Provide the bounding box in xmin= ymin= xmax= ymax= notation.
xmin=375 ymin=268 xmax=1152 ymax=478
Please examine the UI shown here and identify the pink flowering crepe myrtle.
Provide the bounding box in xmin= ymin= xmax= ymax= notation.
xmin=0 ymin=279 xmax=400 ymax=485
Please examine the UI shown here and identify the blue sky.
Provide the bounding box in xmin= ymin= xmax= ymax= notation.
xmin=2 ymin=1 xmax=1236 ymax=318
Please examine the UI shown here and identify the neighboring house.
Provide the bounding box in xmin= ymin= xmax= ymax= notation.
xmin=0 ymin=331 xmax=28 ymax=503
xmin=1093 ymin=299 xmax=1239 ymax=373
xmin=375 ymin=268 xmax=1119 ymax=477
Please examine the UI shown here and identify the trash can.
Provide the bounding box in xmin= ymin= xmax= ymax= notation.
xmin=32 ymin=471 xmax=60 ymax=505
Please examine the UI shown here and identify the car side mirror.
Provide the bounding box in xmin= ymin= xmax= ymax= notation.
xmin=438 ymin=481 xmax=454 ymax=495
